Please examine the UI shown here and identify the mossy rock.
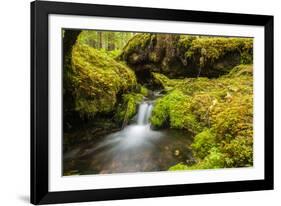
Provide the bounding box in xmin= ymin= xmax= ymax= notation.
xmin=150 ymin=71 xmax=253 ymax=170
xmin=169 ymin=147 xmax=226 ymax=171
xmin=121 ymin=34 xmax=253 ymax=81
xmin=150 ymin=90 xmax=203 ymax=133
xmin=68 ymin=43 xmax=137 ymax=118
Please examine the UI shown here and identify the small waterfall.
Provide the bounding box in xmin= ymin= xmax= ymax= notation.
xmin=137 ymin=102 xmax=153 ymax=125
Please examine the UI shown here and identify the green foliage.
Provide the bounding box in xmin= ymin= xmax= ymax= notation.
xmin=169 ymin=163 xmax=189 ymax=171
xmin=77 ymin=30 xmax=99 ymax=48
xmin=211 ymin=94 xmax=253 ymax=142
xmin=150 ymin=90 xmax=202 ymax=133
xmin=152 ymin=72 xmax=172 ymax=89
xmin=191 ymin=129 xmax=217 ymax=159
xmin=115 ymin=93 xmax=144 ymax=124
xmin=107 ymin=49 xmax=121 ymax=59
xmin=177 ymin=35 xmax=197 ymax=50
xmin=140 ymin=86 xmax=149 ymax=96
xmin=97 ymin=48 xmax=122 ymax=59
xmin=185 ymin=37 xmax=253 ymax=64
xmin=171 ymin=134 xmax=253 ymax=171
xmin=153 ymin=69 xmax=253 ymax=170
xmin=77 ymin=30 xmax=135 ymax=51
xmin=222 ymin=137 xmax=253 ymax=167
xmin=121 ymin=34 xmax=154 ymax=60
xmin=169 ymin=147 xmax=225 ymax=171
xmin=188 ymin=147 xmax=226 ymax=169
xmin=69 ymin=43 xmax=137 ymax=118
xmin=149 ymin=92 xmax=174 ymax=128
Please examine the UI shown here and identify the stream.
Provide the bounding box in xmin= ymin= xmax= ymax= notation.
xmin=64 ymin=92 xmax=194 ymax=175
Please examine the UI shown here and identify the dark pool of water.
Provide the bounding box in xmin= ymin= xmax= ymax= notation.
xmin=63 ymin=124 xmax=194 ymax=175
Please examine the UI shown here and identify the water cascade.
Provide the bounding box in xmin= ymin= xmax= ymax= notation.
xmin=64 ymin=95 xmax=193 ymax=174
xmin=137 ymin=102 xmax=153 ymax=125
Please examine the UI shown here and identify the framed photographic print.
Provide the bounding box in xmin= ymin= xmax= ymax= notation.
xmin=31 ymin=0 xmax=274 ymax=204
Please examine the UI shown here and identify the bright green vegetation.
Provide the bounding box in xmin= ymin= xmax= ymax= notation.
xmin=69 ymin=43 xmax=137 ymax=118
xmin=150 ymin=65 xmax=253 ymax=169
xmin=77 ymin=30 xmax=135 ymax=52
xmin=140 ymin=86 xmax=149 ymax=96
xmin=150 ymin=90 xmax=203 ymax=133
xmin=183 ymin=37 xmax=253 ymax=64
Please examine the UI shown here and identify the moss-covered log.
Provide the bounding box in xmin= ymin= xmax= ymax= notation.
xmin=121 ymin=34 xmax=253 ymax=82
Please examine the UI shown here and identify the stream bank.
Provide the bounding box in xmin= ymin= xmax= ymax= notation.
xmin=64 ymin=92 xmax=195 ymax=175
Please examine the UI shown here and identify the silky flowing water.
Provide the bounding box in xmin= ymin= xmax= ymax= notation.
xmin=64 ymin=93 xmax=194 ymax=175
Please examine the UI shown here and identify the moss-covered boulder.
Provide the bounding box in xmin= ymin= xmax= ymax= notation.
xmin=150 ymin=68 xmax=253 ymax=169
xmin=185 ymin=37 xmax=253 ymax=77
xmin=121 ymin=34 xmax=253 ymax=81
xmin=150 ymin=90 xmax=203 ymax=133
xmin=66 ymin=43 xmax=137 ymax=119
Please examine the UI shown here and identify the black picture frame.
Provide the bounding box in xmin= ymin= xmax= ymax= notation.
xmin=31 ymin=0 xmax=274 ymax=204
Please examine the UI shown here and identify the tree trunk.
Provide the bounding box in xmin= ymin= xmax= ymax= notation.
xmin=63 ymin=29 xmax=81 ymax=58
xmin=107 ymin=32 xmax=115 ymax=51
xmin=63 ymin=29 xmax=81 ymax=130
xmin=98 ymin=32 xmax=103 ymax=49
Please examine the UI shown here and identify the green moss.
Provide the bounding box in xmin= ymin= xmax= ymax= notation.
xmin=188 ymin=147 xmax=226 ymax=169
xmin=150 ymin=90 xmax=202 ymax=133
xmin=149 ymin=95 xmax=172 ymax=128
xmin=169 ymin=163 xmax=189 ymax=171
xmin=191 ymin=129 xmax=217 ymax=159
xmin=177 ymin=35 xmax=197 ymax=50
xmin=150 ymin=90 xmax=187 ymax=128
xmin=121 ymin=34 xmax=154 ymax=60
xmin=170 ymin=147 xmax=225 ymax=171
xmin=115 ymin=93 xmax=144 ymax=124
xmin=69 ymin=43 xmax=137 ymax=118
xmin=211 ymin=94 xmax=253 ymax=142
xmin=140 ymin=86 xmax=149 ymax=96
xmin=98 ymin=48 xmax=121 ymax=59
xmin=153 ymin=70 xmax=253 ymax=170
xmin=223 ymin=136 xmax=253 ymax=167
xmin=186 ymin=37 xmax=253 ymax=63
